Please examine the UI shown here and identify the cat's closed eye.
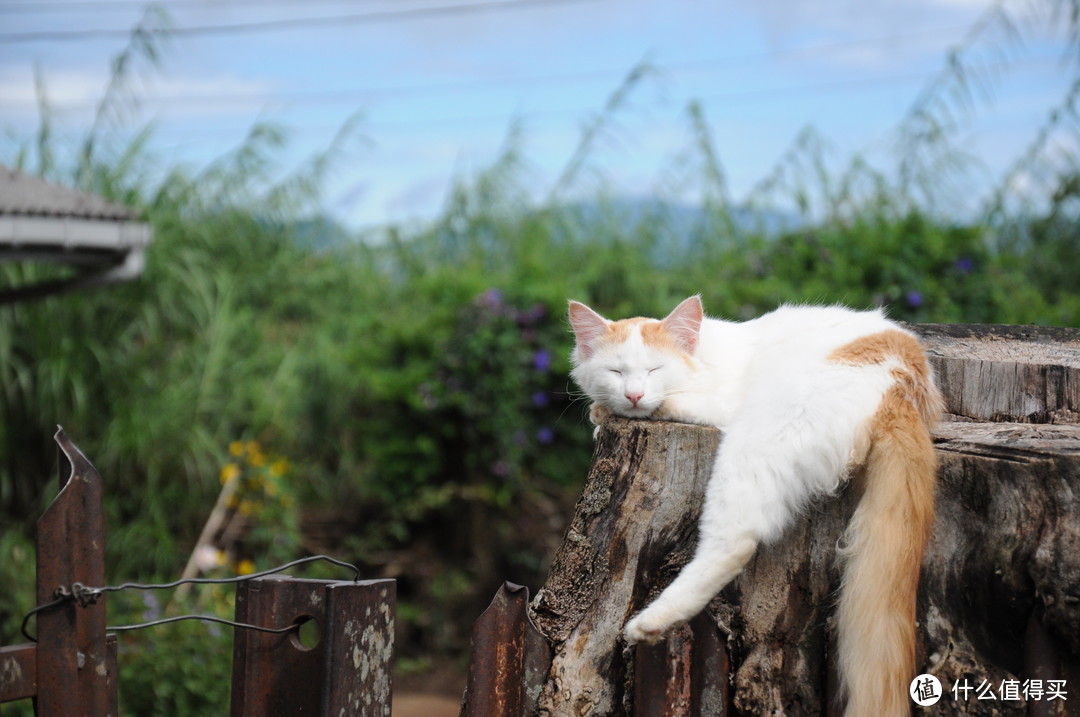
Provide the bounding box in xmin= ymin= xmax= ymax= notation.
xmin=648 ymin=367 xmax=663 ymax=374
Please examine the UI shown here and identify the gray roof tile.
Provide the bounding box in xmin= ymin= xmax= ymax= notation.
xmin=0 ymin=164 xmax=139 ymax=221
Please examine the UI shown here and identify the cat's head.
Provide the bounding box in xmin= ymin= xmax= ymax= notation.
xmin=568 ymin=296 xmax=703 ymax=418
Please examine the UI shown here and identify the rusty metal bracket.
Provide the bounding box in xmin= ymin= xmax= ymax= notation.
xmin=230 ymin=575 xmax=396 ymax=716
xmin=632 ymin=611 xmax=729 ymax=716
xmin=462 ymin=581 xmax=553 ymax=717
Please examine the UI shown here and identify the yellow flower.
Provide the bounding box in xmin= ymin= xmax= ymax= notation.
xmin=236 ymin=559 xmax=256 ymax=575
xmin=228 ymin=441 xmax=245 ymax=457
xmin=269 ymin=458 xmax=289 ymax=478
xmin=247 ymin=441 xmax=266 ymax=468
xmin=220 ymin=463 xmax=241 ymax=485
xmin=247 ymin=444 xmax=266 ymax=468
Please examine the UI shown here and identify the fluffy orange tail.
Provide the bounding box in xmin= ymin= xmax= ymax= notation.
xmin=836 ymin=356 xmax=943 ymax=716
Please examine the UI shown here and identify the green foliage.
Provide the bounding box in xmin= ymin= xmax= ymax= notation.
xmin=0 ymin=532 xmax=35 ymax=647
xmin=110 ymin=587 xmax=234 ymax=715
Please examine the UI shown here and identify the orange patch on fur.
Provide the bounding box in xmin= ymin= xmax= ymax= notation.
xmin=596 ymin=318 xmax=696 ymax=367
xmin=603 ymin=317 xmax=652 ymax=344
xmin=600 ymin=319 xmax=671 ymax=349
xmin=641 ymin=320 xmax=688 ymax=353
xmin=829 ymin=330 xmax=944 ymax=426
xmin=828 ymin=329 xmax=926 ymax=369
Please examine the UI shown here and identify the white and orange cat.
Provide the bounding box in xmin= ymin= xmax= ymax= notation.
xmin=568 ymin=295 xmax=942 ymax=717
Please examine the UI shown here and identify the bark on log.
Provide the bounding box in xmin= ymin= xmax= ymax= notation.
xmin=524 ymin=325 xmax=1080 ymax=717
xmin=529 ymin=420 xmax=721 ymax=715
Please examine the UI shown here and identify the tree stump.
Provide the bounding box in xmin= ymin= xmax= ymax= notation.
xmin=529 ymin=419 xmax=722 ymax=715
xmin=521 ymin=324 xmax=1080 ymax=716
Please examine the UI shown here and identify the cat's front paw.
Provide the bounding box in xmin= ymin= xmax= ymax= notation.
xmin=589 ymin=404 xmax=611 ymax=425
xmin=623 ymin=606 xmax=676 ymax=645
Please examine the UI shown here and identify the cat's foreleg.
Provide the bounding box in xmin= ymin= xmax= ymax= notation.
xmin=624 ymin=530 xmax=757 ymax=643
xmin=624 ymin=447 xmax=783 ymax=644
xmin=648 ymin=395 xmax=722 ymax=428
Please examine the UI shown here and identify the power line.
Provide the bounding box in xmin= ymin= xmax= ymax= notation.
xmin=1 ymin=0 xmax=397 ymax=12
xmin=0 ymin=23 xmax=978 ymax=112
xmin=15 ymin=55 xmax=1060 ymax=145
xmin=0 ymin=0 xmax=590 ymax=42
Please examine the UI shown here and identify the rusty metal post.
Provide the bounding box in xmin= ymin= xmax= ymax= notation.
xmin=321 ymin=580 xmax=395 ymax=716
xmin=230 ymin=575 xmax=395 ymax=716
xmin=33 ymin=428 xmax=113 ymax=716
xmin=687 ymin=611 xmax=729 ymax=716
xmin=462 ymin=582 xmax=553 ymax=717
xmin=0 ymin=644 xmax=37 ymax=702
xmin=633 ymin=611 xmax=729 ymax=717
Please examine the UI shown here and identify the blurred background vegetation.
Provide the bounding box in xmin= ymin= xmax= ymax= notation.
xmin=1 ymin=2 xmax=1079 ymax=713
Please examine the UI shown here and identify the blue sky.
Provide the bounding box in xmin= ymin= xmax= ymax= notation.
xmin=0 ymin=0 xmax=1074 ymax=228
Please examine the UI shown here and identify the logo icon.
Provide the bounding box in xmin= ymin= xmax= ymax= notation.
xmin=910 ymin=674 xmax=942 ymax=706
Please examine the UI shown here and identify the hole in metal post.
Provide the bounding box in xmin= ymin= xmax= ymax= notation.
xmin=290 ymin=615 xmax=321 ymax=651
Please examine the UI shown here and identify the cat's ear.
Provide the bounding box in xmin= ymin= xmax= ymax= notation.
xmin=568 ymin=300 xmax=610 ymax=359
xmin=662 ymin=295 xmax=703 ymax=355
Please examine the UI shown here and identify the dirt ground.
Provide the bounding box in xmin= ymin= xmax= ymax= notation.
xmin=393 ymin=693 xmax=462 ymax=717
xmin=392 ymin=663 xmax=465 ymax=717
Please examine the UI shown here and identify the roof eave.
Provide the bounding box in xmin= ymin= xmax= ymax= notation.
xmin=0 ymin=214 xmax=153 ymax=304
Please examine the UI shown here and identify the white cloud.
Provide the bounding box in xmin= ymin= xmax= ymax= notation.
xmin=141 ymin=73 xmax=279 ymax=117
xmin=0 ymin=65 xmax=106 ymax=116
xmin=737 ymin=0 xmax=992 ymax=69
xmin=0 ymin=63 xmax=278 ymax=122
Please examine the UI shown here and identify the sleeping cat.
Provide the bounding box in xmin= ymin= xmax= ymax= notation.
xmin=568 ymin=295 xmax=942 ymax=717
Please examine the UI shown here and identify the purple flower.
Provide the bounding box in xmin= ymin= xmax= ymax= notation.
xmin=531 ymin=391 xmax=549 ymax=408
xmin=533 ymin=349 xmax=551 ymax=373
xmin=954 ymin=256 xmax=975 ymax=274
xmin=537 ymin=427 xmax=555 ymax=444
xmin=518 ymin=303 xmax=547 ymax=326
xmin=906 ymin=291 xmax=923 ymax=308
xmin=476 ymin=288 xmax=504 ymax=312
xmin=142 ymin=591 xmax=162 ymax=622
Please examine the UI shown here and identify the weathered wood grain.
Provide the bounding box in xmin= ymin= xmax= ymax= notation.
xmin=529 ymin=419 xmax=720 ymax=716
xmin=914 ymin=324 xmax=1080 ymax=423
xmin=926 ymin=421 xmax=1080 ymax=717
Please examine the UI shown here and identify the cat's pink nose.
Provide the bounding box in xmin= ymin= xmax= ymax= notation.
xmin=625 ymin=390 xmax=644 ymax=406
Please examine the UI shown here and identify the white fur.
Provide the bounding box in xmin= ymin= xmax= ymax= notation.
xmin=569 ymin=299 xmax=914 ymax=640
